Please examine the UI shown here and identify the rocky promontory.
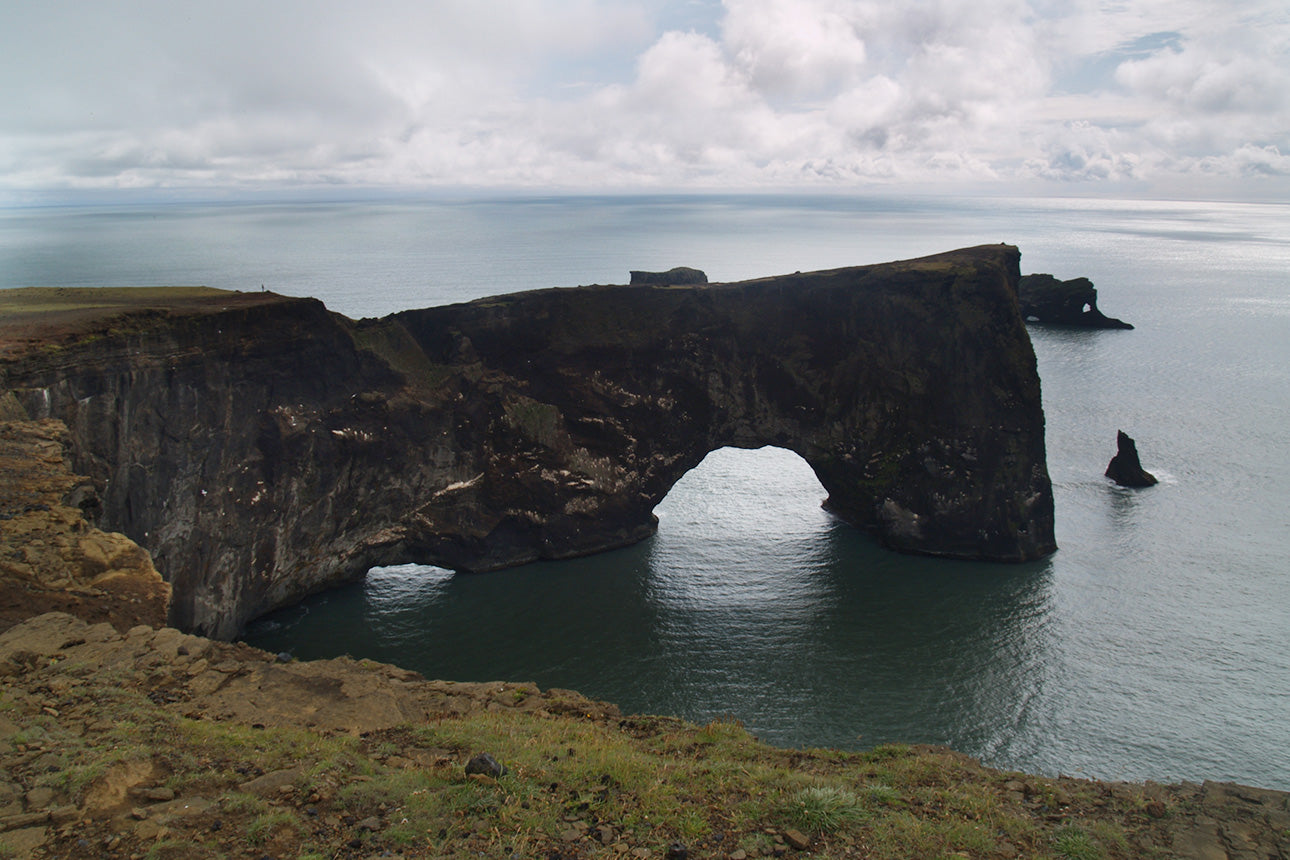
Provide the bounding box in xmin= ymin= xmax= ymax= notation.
xmin=1 ymin=247 xmax=1055 ymax=639
xmin=0 ymin=410 xmax=168 ymax=634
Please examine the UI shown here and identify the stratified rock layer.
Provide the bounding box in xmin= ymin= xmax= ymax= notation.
xmin=1 ymin=246 xmax=1055 ymax=638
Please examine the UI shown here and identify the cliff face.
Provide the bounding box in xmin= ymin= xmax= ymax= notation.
xmin=0 ymin=246 xmax=1055 ymax=639
xmin=0 ymin=291 xmax=407 ymax=638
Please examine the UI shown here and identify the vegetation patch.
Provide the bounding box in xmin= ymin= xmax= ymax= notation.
xmin=1 ymin=612 xmax=1286 ymax=858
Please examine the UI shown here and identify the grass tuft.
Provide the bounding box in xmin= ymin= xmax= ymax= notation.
xmin=1053 ymin=824 xmax=1105 ymax=860
xmin=787 ymin=784 xmax=867 ymax=833
xmin=245 ymin=810 xmax=299 ymax=845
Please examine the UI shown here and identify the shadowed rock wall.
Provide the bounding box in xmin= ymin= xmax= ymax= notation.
xmin=1 ymin=245 xmax=1054 ymax=638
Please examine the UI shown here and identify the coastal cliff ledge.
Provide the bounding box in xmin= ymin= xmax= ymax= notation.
xmin=0 ymin=246 xmax=1054 ymax=639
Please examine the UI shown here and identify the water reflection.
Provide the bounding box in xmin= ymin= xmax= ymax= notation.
xmin=246 ymin=447 xmax=1056 ymax=758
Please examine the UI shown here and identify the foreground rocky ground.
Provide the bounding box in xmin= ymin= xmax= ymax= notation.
xmin=0 ymin=414 xmax=1287 ymax=859
xmin=4 ymin=612 xmax=1289 ymax=860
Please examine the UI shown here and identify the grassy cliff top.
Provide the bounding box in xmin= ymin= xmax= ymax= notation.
xmin=0 ymin=287 xmax=298 ymax=360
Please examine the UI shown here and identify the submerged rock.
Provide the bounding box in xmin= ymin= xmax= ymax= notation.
xmin=1019 ymin=273 xmax=1132 ymax=328
xmin=1106 ymin=430 xmax=1158 ymax=487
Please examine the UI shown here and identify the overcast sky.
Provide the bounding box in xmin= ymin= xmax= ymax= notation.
xmin=2 ymin=0 xmax=1287 ymax=199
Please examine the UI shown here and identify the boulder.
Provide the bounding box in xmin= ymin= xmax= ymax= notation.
xmin=464 ymin=752 xmax=508 ymax=778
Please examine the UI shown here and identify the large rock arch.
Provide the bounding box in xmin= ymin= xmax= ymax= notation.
xmin=2 ymin=245 xmax=1054 ymax=638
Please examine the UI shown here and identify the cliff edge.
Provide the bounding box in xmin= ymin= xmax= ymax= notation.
xmin=0 ymin=409 xmax=168 ymax=635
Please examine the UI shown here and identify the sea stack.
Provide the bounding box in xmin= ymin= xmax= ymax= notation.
xmin=1105 ymin=431 xmax=1158 ymax=487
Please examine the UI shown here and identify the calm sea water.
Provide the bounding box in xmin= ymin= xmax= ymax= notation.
xmin=3 ymin=194 xmax=1288 ymax=790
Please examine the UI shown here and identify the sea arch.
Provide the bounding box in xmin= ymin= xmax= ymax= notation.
xmin=387 ymin=245 xmax=1055 ymax=575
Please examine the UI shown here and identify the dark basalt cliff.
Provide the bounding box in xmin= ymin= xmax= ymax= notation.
xmin=0 ymin=246 xmax=1055 ymax=639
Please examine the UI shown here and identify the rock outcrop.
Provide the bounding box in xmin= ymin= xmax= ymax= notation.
xmin=1 ymin=246 xmax=1055 ymax=639
xmin=1018 ymin=273 xmax=1132 ymax=328
xmin=628 ymin=266 xmax=707 ymax=285
xmin=1106 ymin=430 xmax=1158 ymax=487
xmin=0 ymin=413 xmax=169 ymax=634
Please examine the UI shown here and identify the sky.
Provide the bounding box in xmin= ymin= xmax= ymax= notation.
xmin=2 ymin=0 xmax=1288 ymax=200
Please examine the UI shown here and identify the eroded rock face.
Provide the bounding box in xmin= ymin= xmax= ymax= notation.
xmin=1 ymin=246 xmax=1055 ymax=638
xmin=1018 ymin=274 xmax=1133 ymax=329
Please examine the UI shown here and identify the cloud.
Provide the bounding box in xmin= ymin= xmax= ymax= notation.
xmin=1024 ymin=121 xmax=1144 ymax=182
xmin=723 ymin=0 xmax=869 ymax=97
xmin=0 ymin=0 xmax=1286 ymax=195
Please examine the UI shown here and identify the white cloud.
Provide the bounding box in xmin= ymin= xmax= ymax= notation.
xmin=1024 ymin=121 xmax=1145 ymax=182
xmin=723 ymin=0 xmax=869 ymax=97
xmin=1114 ymin=26 xmax=1288 ymax=116
xmin=0 ymin=0 xmax=1286 ymax=195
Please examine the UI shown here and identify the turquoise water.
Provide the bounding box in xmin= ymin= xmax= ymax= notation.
xmin=3 ymin=194 xmax=1288 ymax=790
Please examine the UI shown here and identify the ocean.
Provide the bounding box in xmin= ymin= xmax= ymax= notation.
xmin=2 ymin=193 xmax=1287 ymax=790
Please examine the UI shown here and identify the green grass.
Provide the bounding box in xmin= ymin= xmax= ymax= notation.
xmin=1 ymin=646 xmax=1213 ymax=860
xmin=787 ymin=785 xmax=867 ymax=833
xmin=217 ymin=792 xmax=268 ymax=817
xmin=861 ymin=782 xmax=901 ymax=807
xmin=245 ymin=809 xmax=300 ymax=845
xmin=1053 ymin=824 xmax=1105 ymax=860
xmin=0 ymin=286 xmax=232 ymax=315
